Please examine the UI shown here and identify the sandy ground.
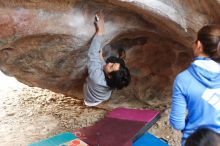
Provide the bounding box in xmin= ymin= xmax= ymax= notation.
xmin=0 ymin=71 xmax=181 ymax=146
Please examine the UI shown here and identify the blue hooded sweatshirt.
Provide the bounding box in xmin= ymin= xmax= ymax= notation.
xmin=170 ymin=57 xmax=220 ymax=145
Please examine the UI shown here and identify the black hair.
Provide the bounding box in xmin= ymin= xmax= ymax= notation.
xmin=197 ymin=24 xmax=220 ymax=62
xmin=185 ymin=128 xmax=220 ymax=146
xmin=105 ymin=56 xmax=131 ymax=90
xmin=106 ymin=56 xmax=125 ymax=66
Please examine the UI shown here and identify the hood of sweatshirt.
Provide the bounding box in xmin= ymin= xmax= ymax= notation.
xmin=188 ymin=57 xmax=220 ymax=88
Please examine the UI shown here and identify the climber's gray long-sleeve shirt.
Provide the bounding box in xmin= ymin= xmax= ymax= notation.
xmin=83 ymin=35 xmax=112 ymax=106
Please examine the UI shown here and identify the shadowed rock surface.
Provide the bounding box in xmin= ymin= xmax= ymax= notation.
xmin=0 ymin=0 xmax=219 ymax=107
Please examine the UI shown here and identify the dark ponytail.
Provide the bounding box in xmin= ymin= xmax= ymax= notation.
xmin=217 ymin=41 xmax=220 ymax=59
xmin=197 ymin=24 xmax=220 ymax=63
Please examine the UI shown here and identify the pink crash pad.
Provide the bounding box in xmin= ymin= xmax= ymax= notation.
xmin=73 ymin=108 xmax=160 ymax=146
xmin=73 ymin=118 xmax=145 ymax=146
xmin=106 ymin=108 xmax=160 ymax=122
xmin=106 ymin=108 xmax=160 ymax=141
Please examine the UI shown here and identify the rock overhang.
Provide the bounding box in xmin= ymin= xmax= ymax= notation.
xmin=0 ymin=0 xmax=219 ymax=107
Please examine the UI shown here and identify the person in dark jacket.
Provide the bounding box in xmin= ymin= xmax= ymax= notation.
xmin=185 ymin=128 xmax=220 ymax=146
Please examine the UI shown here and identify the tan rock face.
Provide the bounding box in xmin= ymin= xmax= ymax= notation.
xmin=0 ymin=0 xmax=219 ymax=106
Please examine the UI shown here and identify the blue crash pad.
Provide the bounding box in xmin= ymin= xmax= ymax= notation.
xmin=133 ymin=132 xmax=169 ymax=146
xmin=28 ymin=132 xmax=77 ymax=146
